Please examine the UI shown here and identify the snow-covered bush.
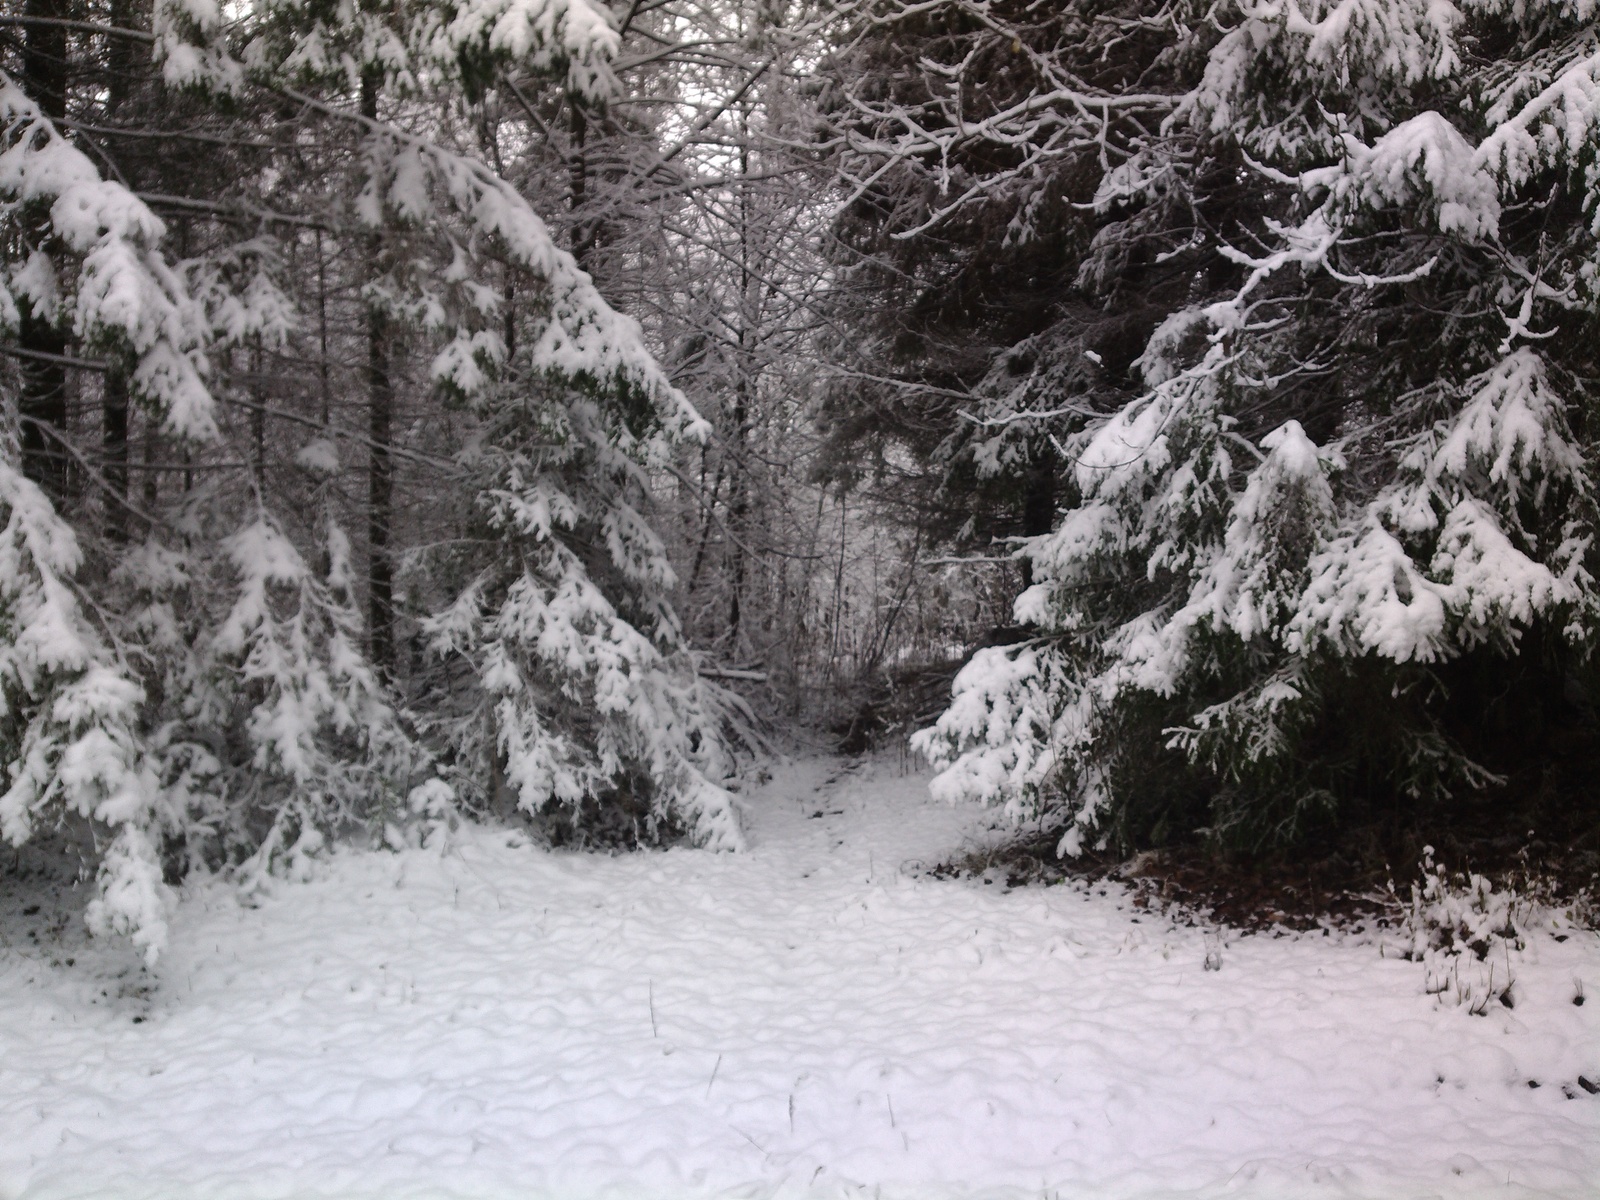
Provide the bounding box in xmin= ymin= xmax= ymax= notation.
xmin=916 ymin=0 xmax=1600 ymax=855
xmin=1385 ymin=847 xmax=1596 ymax=1014
xmin=1398 ymin=860 xmax=1523 ymax=1014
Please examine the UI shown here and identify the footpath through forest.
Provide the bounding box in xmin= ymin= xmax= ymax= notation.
xmin=1 ymin=756 xmax=1597 ymax=1199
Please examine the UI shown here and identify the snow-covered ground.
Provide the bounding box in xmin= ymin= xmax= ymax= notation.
xmin=1 ymin=756 xmax=1597 ymax=1200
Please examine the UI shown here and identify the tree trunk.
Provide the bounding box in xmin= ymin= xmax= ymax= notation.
xmin=250 ymin=343 xmax=266 ymax=479
xmin=569 ymin=99 xmax=591 ymax=267
xmin=688 ymin=457 xmax=723 ymax=593
xmin=727 ymin=380 xmax=749 ymax=641
xmin=315 ymin=228 xmax=331 ymax=428
xmin=103 ymin=368 xmax=129 ymax=539
xmin=106 ymin=0 xmax=137 ymax=107
xmin=141 ymin=422 xmax=159 ymax=513
xmin=1019 ymin=449 xmax=1056 ymax=590
xmin=726 ymin=128 xmax=754 ymax=642
xmin=363 ymin=71 xmax=395 ymax=672
xmin=101 ymin=0 xmax=139 ymax=539
xmin=19 ymin=0 xmax=70 ymax=497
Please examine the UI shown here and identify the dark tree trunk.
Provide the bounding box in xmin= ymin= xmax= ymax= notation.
xmin=569 ymin=99 xmax=590 ymax=267
xmin=141 ymin=420 xmax=159 ymax=513
xmin=106 ymin=0 xmax=137 ymax=106
xmin=1019 ymin=449 xmax=1057 ymax=590
xmin=250 ymin=343 xmax=266 ymax=478
xmin=19 ymin=0 xmax=70 ymax=498
xmin=315 ymin=229 xmax=331 ymax=427
xmin=102 ymin=0 xmax=139 ymax=539
xmin=103 ymin=368 xmax=130 ymax=539
xmin=363 ymin=71 xmax=395 ymax=672
xmin=687 ymin=456 xmax=722 ymax=592
xmin=727 ymin=380 xmax=749 ymax=641
xmin=726 ymin=132 xmax=754 ymax=642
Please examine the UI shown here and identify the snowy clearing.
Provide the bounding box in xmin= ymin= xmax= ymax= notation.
xmin=1 ymin=756 xmax=1597 ymax=1200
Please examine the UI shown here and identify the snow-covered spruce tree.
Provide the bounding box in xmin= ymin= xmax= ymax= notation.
xmin=2 ymin=59 xmax=431 ymax=950
xmin=425 ymin=364 xmax=743 ymax=849
xmin=417 ymin=0 xmax=844 ymax=718
xmin=7 ymin=49 xmax=452 ymax=938
xmin=0 ymin=458 xmax=172 ymax=963
xmin=114 ymin=508 xmax=452 ymax=888
xmin=0 ymin=72 xmax=218 ymax=960
xmin=916 ymin=0 xmax=1600 ymax=857
xmin=185 ymin=0 xmax=745 ymax=847
xmin=0 ymin=0 xmax=748 ymax=965
xmin=815 ymin=0 xmax=1225 ymax=743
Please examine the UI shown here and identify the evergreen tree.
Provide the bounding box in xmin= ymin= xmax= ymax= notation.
xmin=818 ymin=0 xmax=1181 ymax=569
xmin=916 ymin=0 xmax=1600 ymax=860
xmin=0 ymin=0 xmax=751 ymax=957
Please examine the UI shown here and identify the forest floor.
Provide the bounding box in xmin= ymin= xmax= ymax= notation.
xmin=1 ymin=755 xmax=1598 ymax=1200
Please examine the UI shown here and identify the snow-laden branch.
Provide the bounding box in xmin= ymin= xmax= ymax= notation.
xmin=276 ymin=85 xmax=708 ymax=449
xmin=832 ymin=0 xmax=1178 ymax=234
xmin=0 ymin=73 xmax=217 ymax=441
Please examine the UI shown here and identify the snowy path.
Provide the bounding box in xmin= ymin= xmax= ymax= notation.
xmin=1 ymin=756 xmax=1597 ymax=1200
